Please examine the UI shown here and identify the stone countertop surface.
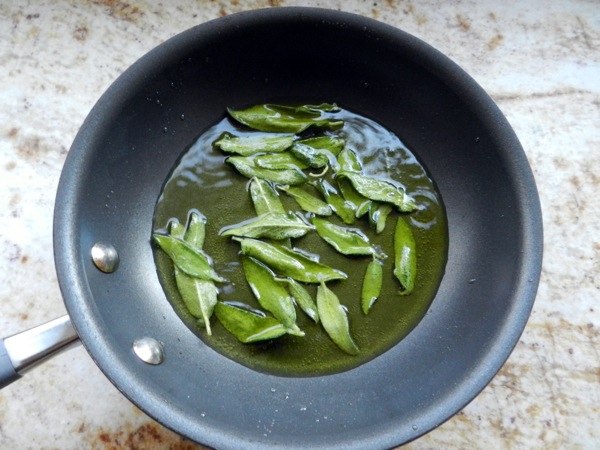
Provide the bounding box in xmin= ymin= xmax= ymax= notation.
xmin=0 ymin=0 xmax=598 ymax=448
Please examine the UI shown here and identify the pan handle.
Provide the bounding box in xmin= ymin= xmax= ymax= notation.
xmin=0 ymin=315 xmax=79 ymax=389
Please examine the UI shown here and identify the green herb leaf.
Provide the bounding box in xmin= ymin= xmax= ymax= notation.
xmin=215 ymin=302 xmax=288 ymax=343
xmin=369 ymin=202 xmax=393 ymax=234
xmin=167 ymin=215 xmax=218 ymax=334
xmin=337 ymin=177 xmax=371 ymax=218
xmin=393 ymin=217 xmax=417 ymax=295
xmin=213 ymin=132 xmax=295 ymax=156
xmin=249 ymin=177 xmax=286 ymax=215
xmin=152 ymin=234 xmax=225 ymax=282
xmin=295 ymin=103 xmax=341 ymax=114
xmin=235 ymin=237 xmax=347 ymax=283
xmin=241 ymin=256 xmax=303 ymax=335
xmin=312 ymin=217 xmax=386 ymax=259
xmin=183 ymin=210 xmax=206 ymax=249
xmin=278 ymin=278 xmax=319 ymax=323
xmin=313 ymin=179 xmax=356 ymax=224
xmin=337 ymin=171 xmax=418 ymax=212
xmin=226 ymin=156 xmax=308 ymax=185
xmin=220 ymin=211 xmax=314 ymax=240
xmin=289 ymin=142 xmax=330 ymax=169
xmin=167 ymin=219 xmax=185 ymax=237
xmin=298 ymin=135 xmax=345 ymax=156
xmin=337 ymin=148 xmax=362 ymax=172
xmin=316 ymin=282 xmax=359 ymax=355
xmin=277 ymin=185 xmax=333 ymax=216
xmin=176 ymin=273 xmax=218 ymax=333
xmin=227 ymin=103 xmax=344 ymax=133
xmin=254 ymin=151 xmax=309 ymax=170
xmin=361 ymin=259 xmax=384 ymax=314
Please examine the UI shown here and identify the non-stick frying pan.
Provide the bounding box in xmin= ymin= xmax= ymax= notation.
xmin=0 ymin=8 xmax=542 ymax=449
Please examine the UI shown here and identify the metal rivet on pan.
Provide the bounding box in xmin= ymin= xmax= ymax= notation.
xmin=132 ymin=337 xmax=164 ymax=365
xmin=91 ymin=242 xmax=119 ymax=273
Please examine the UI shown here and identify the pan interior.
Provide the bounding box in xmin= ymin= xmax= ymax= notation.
xmin=151 ymin=106 xmax=448 ymax=377
xmin=54 ymin=8 xmax=542 ymax=450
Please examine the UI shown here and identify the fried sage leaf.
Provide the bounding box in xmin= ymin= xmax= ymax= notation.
xmin=177 ymin=276 xmax=218 ymax=332
xmin=393 ymin=217 xmax=417 ymax=295
xmin=242 ymin=256 xmax=303 ymax=335
xmin=213 ymin=132 xmax=295 ymax=156
xmin=298 ymin=135 xmax=345 ymax=156
xmin=278 ymin=277 xmax=319 ymax=323
xmin=289 ymin=142 xmax=330 ymax=169
xmin=249 ymin=177 xmax=286 ymax=215
xmin=254 ymin=151 xmax=309 ymax=170
xmin=227 ymin=103 xmax=344 ymax=134
xmin=337 ymin=148 xmax=362 ymax=172
xmin=215 ymin=302 xmax=287 ymax=343
xmin=337 ymin=171 xmax=417 ymax=212
xmin=226 ymin=156 xmax=308 ymax=185
xmin=167 ymin=215 xmax=217 ymax=334
xmin=277 ymin=185 xmax=333 ymax=216
xmin=337 ymin=177 xmax=371 ymax=218
xmin=153 ymin=234 xmax=225 ymax=282
xmin=312 ymin=217 xmax=386 ymax=259
xmin=183 ymin=210 xmax=207 ymax=249
xmin=313 ymin=179 xmax=356 ymax=224
xmin=369 ymin=202 xmax=393 ymax=234
xmin=220 ymin=211 xmax=314 ymax=240
xmin=334 ymin=149 xmax=372 ymax=215
xmin=361 ymin=258 xmax=384 ymax=314
xmin=316 ymin=282 xmax=359 ymax=355
xmin=235 ymin=237 xmax=347 ymax=283
xmin=167 ymin=219 xmax=185 ymax=238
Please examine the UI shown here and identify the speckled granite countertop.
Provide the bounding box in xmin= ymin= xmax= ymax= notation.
xmin=0 ymin=0 xmax=598 ymax=448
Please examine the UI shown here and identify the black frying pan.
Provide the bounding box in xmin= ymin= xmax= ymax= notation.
xmin=0 ymin=8 xmax=542 ymax=449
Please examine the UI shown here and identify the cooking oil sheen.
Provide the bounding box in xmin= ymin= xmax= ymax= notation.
xmin=153 ymin=107 xmax=448 ymax=377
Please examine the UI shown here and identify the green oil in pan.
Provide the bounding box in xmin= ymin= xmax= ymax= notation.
xmin=153 ymin=106 xmax=448 ymax=377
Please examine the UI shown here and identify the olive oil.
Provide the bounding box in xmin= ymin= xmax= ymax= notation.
xmin=153 ymin=107 xmax=448 ymax=377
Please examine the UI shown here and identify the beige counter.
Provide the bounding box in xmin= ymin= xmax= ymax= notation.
xmin=0 ymin=1 xmax=598 ymax=448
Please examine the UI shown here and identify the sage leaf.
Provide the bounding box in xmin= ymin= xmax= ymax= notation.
xmin=312 ymin=217 xmax=386 ymax=259
xmin=277 ymin=185 xmax=333 ymax=216
xmin=254 ymin=151 xmax=309 ymax=170
xmin=235 ymin=237 xmax=347 ymax=283
xmin=167 ymin=219 xmax=185 ymax=237
xmin=337 ymin=177 xmax=371 ymax=218
xmin=337 ymin=171 xmax=418 ymax=212
xmin=226 ymin=156 xmax=308 ymax=185
xmin=176 ymin=274 xmax=218 ymax=332
xmin=162 ymin=215 xmax=217 ymax=334
xmin=227 ymin=103 xmax=344 ymax=134
xmin=313 ymin=179 xmax=356 ymax=224
xmin=249 ymin=177 xmax=286 ymax=215
xmin=335 ymin=149 xmax=371 ymax=217
xmin=295 ymin=103 xmax=341 ymax=114
xmin=242 ymin=256 xmax=303 ymax=335
xmin=289 ymin=142 xmax=330 ymax=169
xmin=361 ymin=259 xmax=384 ymax=314
xmin=183 ymin=210 xmax=206 ymax=249
xmin=298 ymin=135 xmax=345 ymax=156
xmin=213 ymin=132 xmax=295 ymax=156
xmin=278 ymin=278 xmax=319 ymax=323
xmin=393 ymin=217 xmax=417 ymax=295
xmin=153 ymin=234 xmax=225 ymax=282
xmin=337 ymin=148 xmax=362 ymax=172
xmin=215 ymin=302 xmax=288 ymax=343
xmin=369 ymin=202 xmax=393 ymax=234
xmin=316 ymin=282 xmax=359 ymax=355
xmin=220 ymin=211 xmax=314 ymax=240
